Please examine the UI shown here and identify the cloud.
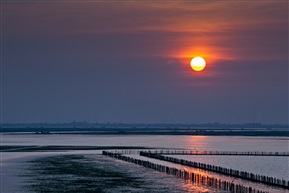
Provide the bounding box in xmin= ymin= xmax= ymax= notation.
xmin=4 ymin=1 xmax=287 ymax=35
xmin=4 ymin=1 xmax=287 ymax=62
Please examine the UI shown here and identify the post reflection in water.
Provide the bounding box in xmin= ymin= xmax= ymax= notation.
xmin=180 ymin=179 xmax=218 ymax=193
xmin=179 ymin=167 xmax=219 ymax=193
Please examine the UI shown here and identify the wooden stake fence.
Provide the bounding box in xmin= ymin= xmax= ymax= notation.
xmin=140 ymin=151 xmax=289 ymax=190
xmin=103 ymin=151 xmax=270 ymax=193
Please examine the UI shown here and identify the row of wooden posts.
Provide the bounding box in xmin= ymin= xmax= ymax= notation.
xmin=145 ymin=150 xmax=289 ymax=156
xmin=140 ymin=151 xmax=289 ymax=190
xmin=103 ymin=151 xmax=269 ymax=193
xmin=108 ymin=150 xmax=289 ymax=157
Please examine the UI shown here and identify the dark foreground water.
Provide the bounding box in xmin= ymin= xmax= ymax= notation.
xmin=3 ymin=154 xmax=219 ymax=193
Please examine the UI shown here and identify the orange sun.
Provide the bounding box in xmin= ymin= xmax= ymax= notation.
xmin=190 ymin=57 xmax=206 ymax=71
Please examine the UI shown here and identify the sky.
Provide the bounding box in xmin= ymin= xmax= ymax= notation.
xmin=1 ymin=0 xmax=288 ymax=124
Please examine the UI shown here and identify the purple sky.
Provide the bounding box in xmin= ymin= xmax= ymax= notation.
xmin=2 ymin=1 xmax=288 ymax=124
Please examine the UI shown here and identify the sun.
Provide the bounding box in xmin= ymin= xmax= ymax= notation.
xmin=190 ymin=57 xmax=206 ymax=71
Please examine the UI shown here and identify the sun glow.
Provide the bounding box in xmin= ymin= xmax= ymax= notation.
xmin=190 ymin=57 xmax=206 ymax=71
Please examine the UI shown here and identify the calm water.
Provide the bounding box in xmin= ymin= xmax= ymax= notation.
xmin=1 ymin=134 xmax=289 ymax=152
xmin=170 ymin=155 xmax=289 ymax=180
xmin=1 ymin=134 xmax=289 ymax=190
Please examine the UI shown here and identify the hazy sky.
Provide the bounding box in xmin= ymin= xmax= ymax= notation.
xmin=2 ymin=1 xmax=288 ymax=124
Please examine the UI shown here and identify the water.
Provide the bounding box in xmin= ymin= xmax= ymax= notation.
xmin=2 ymin=134 xmax=289 ymax=152
xmin=125 ymin=153 xmax=287 ymax=193
xmin=170 ymin=155 xmax=289 ymax=180
xmin=1 ymin=134 xmax=289 ymax=192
